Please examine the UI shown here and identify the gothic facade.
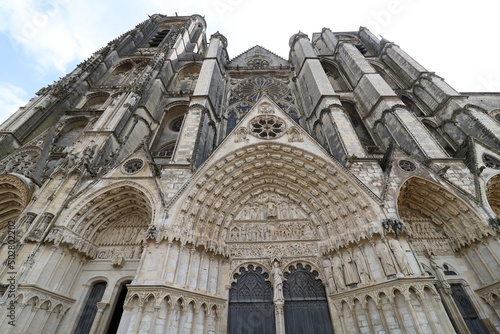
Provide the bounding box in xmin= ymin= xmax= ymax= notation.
xmin=0 ymin=14 xmax=499 ymax=334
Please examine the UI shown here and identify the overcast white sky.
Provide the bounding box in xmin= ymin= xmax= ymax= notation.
xmin=0 ymin=0 xmax=498 ymax=124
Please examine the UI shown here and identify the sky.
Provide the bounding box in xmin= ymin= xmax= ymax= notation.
xmin=0 ymin=0 xmax=499 ymax=124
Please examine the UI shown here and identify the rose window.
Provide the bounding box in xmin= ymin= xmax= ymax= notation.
xmin=483 ymin=154 xmax=500 ymax=169
xmin=398 ymin=160 xmax=416 ymax=172
xmin=232 ymin=76 xmax=289 ymax=102
xmin=250 ymin=116 xmax=286 ymax=139
xmin=123 ymin=159 xmax=144 ymax=174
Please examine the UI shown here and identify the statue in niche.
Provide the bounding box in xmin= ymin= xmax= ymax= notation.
xmin=342 ymin=249 xmax=359 ymax=285
xmin=354 ymin=247 xmax=371 ymax=283
xmin=271 ymin=260 xmax=284 ymax=303
xmin=376 ymin=240 xmax=397 ymax=276
xmin=331 ymin=254 xmax=346 ymax=291
xmin=389 ymin=238 xmax=413 ymax=276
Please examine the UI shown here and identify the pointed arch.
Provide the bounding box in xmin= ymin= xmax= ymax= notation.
xmin=340 ymin=100 xmax=377 ymax=150
xmin=486 ymin=174 xmax=500 ymax=217
xmin=283 ymin=263 xmax=333 ymax=334
xmin=0 ymin=174 xmax=33 ymax=228
xmin=172 ymin=143 xmax=382 ymax=253
xmin=228 ymin=264 xmax=275 ymax=334
xmin=65 ymin=183 xmax=155 ymax=243
xmin=397 ymin=177 xmax=492 ymax=251
xmin=321 ymin=61 xmax=350 ymax=91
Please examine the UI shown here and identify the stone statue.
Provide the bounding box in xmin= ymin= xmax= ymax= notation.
xmin=388 ymin=238 xmax=413 ymax=276
xmin=288 ymin=126 xmax=303 ymax=142
xmin=428 ymin=253 xmax=451 ymax=295
xmin=267 ymin=200 xmax=277 ymax=218
xmin=376 ymin=240 xmax=397 ymax=276
xmin=331 ymin=254 xmax=346 ymax=291
xmin=235 ymin=127 xmax=249 ymax=143
xmin=271 ymin=260 xmax=284 ymax=303
xmin=354 ymin=247 xmax=371 ymax=283
xmin=112 ymin=249 xmax=125 ymax=268
xmin=342 ymin=249 xmax=358 ymax=285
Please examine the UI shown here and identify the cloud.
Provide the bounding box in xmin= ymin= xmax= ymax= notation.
xmin=0 ymin=0 xmax=136 ymax=74
xmin=0 ymin=82 xmax=28 ymax=124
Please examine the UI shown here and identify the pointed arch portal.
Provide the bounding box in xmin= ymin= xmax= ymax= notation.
xmin=283 ymin=263 xmax=334 ymax=334
xmin=228 ymin=265 xmax=276 ymax=334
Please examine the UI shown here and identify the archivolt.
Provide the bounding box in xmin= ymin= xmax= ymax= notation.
xmin=398 ymin=177 xmax=493 ymax=250
xmin=66 ymin=183 xmax=153 ymax=241
xmin=172 ymin=143 xmax=382 ymax=253
xmin=486 ymin=174 xmax=500 ymax=217
xmin=0 ymin=174 xmax=32 ymax=226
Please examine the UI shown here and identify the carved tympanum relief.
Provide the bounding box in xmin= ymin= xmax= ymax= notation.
xmin=95 ymin=214 xmax=147 ymax=264
xmin=227 ymin=192 xmax=318 ymax=243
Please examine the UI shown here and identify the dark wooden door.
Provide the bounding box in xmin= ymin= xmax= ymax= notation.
xmin=74 ymin=282 xmax=106 ymax=334
xmin=228 ymin=265 xmax=276 ymax=334
xmin=450 ymin=284 xmax=489 ymax=334
xmin=283 ymin=263 xmax=334 ymax=334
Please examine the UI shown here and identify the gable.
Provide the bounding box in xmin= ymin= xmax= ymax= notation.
xmin=228 ymin=45 xmax=289 ymax=69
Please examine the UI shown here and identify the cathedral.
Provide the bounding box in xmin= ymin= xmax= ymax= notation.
xmin=1 ymin=13 xmax=500 ymax=334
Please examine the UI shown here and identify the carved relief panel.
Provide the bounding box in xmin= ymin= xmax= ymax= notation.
xmin=406 ymin=219 xmax=453 ymax=255
xmin=94 ymin=214 xmax=147 ymax=265
xmin=227 ymin=191 xmax=320 ymax=259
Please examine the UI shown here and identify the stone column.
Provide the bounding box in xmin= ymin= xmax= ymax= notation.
xmin=350 ymin=303 xmax=362 ymax=334
xmin=376 ymin=303 xmax=391 ymax=334
xmin=362 ymin=305 xmax=375 ymax=333
xmin=328 ymin=300 xmax=343 ymax=334
xmin=19 ymin=305 xmax=39 ymax=334
xmin=403 ymin=294 xmax=423 ymax=334
xmin=149 ymin=306 xmax=160 ymax=334
xmin=431 ymin=295 xmax=457 ymax=334
xmin=417 ymin=293 xmax=440 ymax=333
xmin=131 ymin=304 xmax=145 ymax=334
xmin=274 ymin=302 xmax=286 ymax=334
xmin=389 ymin=299 xmax=407 ymax=334
xmin=89 ymin=302 xmax=109 ymax=334
xmin=33 ymin=309 xmax=52 ymax=334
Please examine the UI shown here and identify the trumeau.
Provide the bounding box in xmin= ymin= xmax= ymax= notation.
xmin=0 ymin=13 xmax=499 ymax=334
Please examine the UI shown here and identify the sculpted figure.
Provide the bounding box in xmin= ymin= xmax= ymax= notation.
xmin=342 ymin=249 xmax=358 ymax=285
xmin=267 ymin=200 xmax=277 ymax=218
xmin=354 ymin=247 xmax=371 ymax=283
xmin=112 ymin=250 xmax=125 ymax=267
xmin=377 ymin=240 xmax=397 ymax=276
xmin=331 ymin=254 xmax=346 ymax=291
xmin=271 ymin=260 xmax=284 ymax=303
xmin=235 ymin=127 xmax=248 ymax=143
xmin=322 ymin=259 xmax=336 ymax=292
xmin=428 ymin=254 xmax=451 ymax=294
xmin=388 ymin=238 xmax=413 ymax=276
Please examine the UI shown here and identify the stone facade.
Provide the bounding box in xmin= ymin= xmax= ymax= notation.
xmin=0 ymin=14 xmax=499 ymax=334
